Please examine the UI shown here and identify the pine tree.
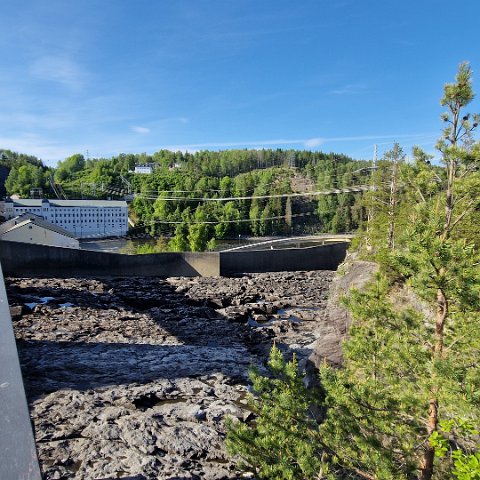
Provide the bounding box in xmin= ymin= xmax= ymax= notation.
xmin=320 ymin=62 xmax=480 ymax=479
xmin=400 ymin=62 xmax=480 ymax=479
xmin=226 ymin=345 xmax=327 ymax=479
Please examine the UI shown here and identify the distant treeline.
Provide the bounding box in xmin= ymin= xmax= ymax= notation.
xmin=1 ymin=148 xmax=372 ymax=250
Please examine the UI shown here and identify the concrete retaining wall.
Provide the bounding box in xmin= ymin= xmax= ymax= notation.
xmin=220 ymin=242 xmax=348 ymax=276
xmin=0 ymin=241 xmax=219 ymax=277
xmin=0 ymin=263 xmax=42 ymax=479
xmin=0 ymin=240 xmax=348 ymax=278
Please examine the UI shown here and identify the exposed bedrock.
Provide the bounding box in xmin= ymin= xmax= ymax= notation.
xmin=7 ymin=270 xmax=339 ymax=479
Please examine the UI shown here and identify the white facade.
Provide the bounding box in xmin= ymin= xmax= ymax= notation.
xmin=0 ymin=217 xmax=79 ymax=248
xmin=1 ymin=199 xmax=129 ymax=239
xmin=134 ymin=164 xmax=154 ymax=174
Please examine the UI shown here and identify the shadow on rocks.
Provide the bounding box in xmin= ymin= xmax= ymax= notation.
xmin=18 ymin=339 xmax=253 ymax=401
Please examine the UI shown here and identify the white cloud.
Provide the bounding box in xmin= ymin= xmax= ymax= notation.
xmin=29 ymin=56 xmax=86 ymax=90
xmin=132 ymin=126 xmax=151 ymax=134
xmin=304 ymin=137 xmax=324 ymax=148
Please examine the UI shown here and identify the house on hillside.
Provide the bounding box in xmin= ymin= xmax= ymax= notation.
xmin=134 ymin=163 xmax=155 ymax=174
xmin=0 ymin=214 xmax=79 ymax=248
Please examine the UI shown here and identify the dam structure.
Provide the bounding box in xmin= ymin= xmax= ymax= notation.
xmin=0 ymin=235 xmax=350 ymax=278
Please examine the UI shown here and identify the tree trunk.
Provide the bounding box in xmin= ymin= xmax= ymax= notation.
xmin=420 ymin=287 xmax=447 ymax=480
xmin=421 ymin=397 xmax=438 ymax=480
xmin=387 ymin=155 xmax=399 ymax=249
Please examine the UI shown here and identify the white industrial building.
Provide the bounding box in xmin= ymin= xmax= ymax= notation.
xmin=0 ymin=199 xmax=129 ymax=239
xmin=0 ymin=214 xmax=80 ymax=248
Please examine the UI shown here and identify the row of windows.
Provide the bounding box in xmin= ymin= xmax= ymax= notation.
xmin=14 ymin=209 xmax=127 ymax=217
xmin=16 ymin=208 xmax=41 ymax=213
xmin=52 ymin=219 xmax=127 ymax=228
xmin=15 ymin=207 xmax=126 ymax=212
xmin=53 ymin=219 xmax=126 ymax=224
xmin=50 ymin=213 xmax=126 ymax=218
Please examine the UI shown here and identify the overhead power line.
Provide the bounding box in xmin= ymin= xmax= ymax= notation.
xmin=134 ymin=210 xmax=317 ymax=228
xmin=136 ymin=178 xmax=293 ymax=196
xmin=135 ymin=185 xmax=371 ymax=203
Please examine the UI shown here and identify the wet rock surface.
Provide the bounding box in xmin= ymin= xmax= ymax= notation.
xmin=6 ymin=271 xmax=335 ymax=479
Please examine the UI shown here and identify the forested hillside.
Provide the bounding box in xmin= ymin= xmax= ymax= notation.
xmin=2 ymin=148 xmax=371 ymax=249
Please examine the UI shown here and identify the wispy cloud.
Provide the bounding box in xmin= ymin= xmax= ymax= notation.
xmin=330 ymin=84 xmax=368 ymax=95
xmin=163 ymin=138 xmax=309 ymax=150
xmin=131 ymin=126 xmax=150 ymax=134
xmin=161 ymin=132 xmax=435 ymax=151
xmin=155 ymin=116 xmax=190 ymax=125
xmin=130 ymin=117 xmax=190 ymax=133
xmin=29 ymin=55 xmax=86 ymax=90
xmin=326 ymin=133 xmax=436 ymax=142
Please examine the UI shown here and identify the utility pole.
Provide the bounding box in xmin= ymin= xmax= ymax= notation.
xmin=365 ymin=144 xmax=377 ymax=250
xmin=387 ymin=143 xmax=403 ymax=250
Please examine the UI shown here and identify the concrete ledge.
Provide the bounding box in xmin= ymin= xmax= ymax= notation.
xmin=0 ymin=263 xmax=42 ymax=479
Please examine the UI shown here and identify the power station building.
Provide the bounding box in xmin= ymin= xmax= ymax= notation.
xmin=0 ymin=198 xmax=128 ymax=239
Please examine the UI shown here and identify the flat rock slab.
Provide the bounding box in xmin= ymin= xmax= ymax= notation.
xmin=6 ymin=271 xmax=335 ymax=479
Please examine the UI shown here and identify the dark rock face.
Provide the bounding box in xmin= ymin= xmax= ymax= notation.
xmin=6 ymin=271 xmax=335 ymax=479
xmin=307 ymin=259 xmax=378 ymax=377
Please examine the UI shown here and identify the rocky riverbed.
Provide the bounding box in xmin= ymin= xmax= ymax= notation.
xmin=7 ymin=270 xmax=337 ymax=480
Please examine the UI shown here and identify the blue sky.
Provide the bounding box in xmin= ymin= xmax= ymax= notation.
xmin=1 ymin=0 xmax=479 ymax=167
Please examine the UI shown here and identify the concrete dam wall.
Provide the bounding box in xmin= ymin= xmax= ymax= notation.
xmin=219 ymin=243 xmax=348 ymax=276
xmin=0 ymin=240 xmax=348 ymax=278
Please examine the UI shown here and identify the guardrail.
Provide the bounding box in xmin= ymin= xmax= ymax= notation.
xmin=0 ymin=263 xmax=42 ymax=479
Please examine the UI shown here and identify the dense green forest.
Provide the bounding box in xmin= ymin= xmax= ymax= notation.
xmin=226 ymin=64 xmax=480 ymax=479
xmin=1 ymin=147 xmax=372 ymax=250
xmin=0 ymin=149 xmax=52 ymax=198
